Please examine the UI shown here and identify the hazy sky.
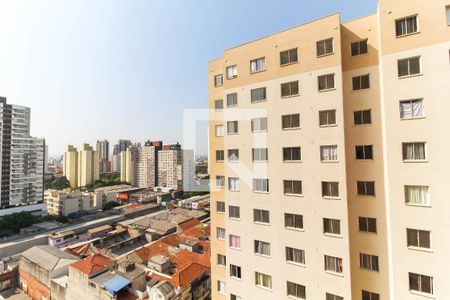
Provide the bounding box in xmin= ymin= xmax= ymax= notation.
xmin=0 ymin=0 xmax=376 ymax=156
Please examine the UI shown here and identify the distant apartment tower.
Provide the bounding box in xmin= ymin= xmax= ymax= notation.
xmin=120 ymin=145 xmax=139 ymax=186
xmin=209 ymin=1 xmax=450 ymax=299
xmin=78 ymin=144 xmax=100 ymax=187
xmin=112 ymin=139 xmax=131 ymax=172
xmin=96 ymin=139 xmax=111 ymax=173
xmin=158 ymin=143 xmax=183 ymax=190
xmin=0 ymin=97 xmax=45 ymax=208
xmin=63 ymin=145 xmax=78 ymax=189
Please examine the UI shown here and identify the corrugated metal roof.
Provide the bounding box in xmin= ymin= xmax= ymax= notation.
xmin=21 ymin=245 xmax=79 ymax=271
xmin=103 ymin=275 xmax=131 ymax=294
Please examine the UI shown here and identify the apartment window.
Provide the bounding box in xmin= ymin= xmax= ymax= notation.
xmin=357 ymin=181 xmax=375 ymax=196
xmin=283 ymin=147 xmax=301 ymax=162
xmin=355 ymin=145 xmax=373 ymax=160
xmin=359 ymin=217 xmax=377 ymax=233
xmin=352 ymin=74 xmax=370 ymax=90
xmin=362 ymin=290 xmax=380 ymax=300
xmin=215 ymin=124 xmax=224 ymax=137
xmin=322 ymin=181 xmax=339 ymax=198
xmin=284 ymin=213 xmax=303 ymax=230
xmin=282 ymin=114 xmax=300 ymax=129
xmin=227 ymin=121 xmax=238 ymax=134
xmin=287 ymin=281 xmax=306 ymax=299
xmin=214 ymin=99 xmax=223 ymax=110
xmin=319 ymin=109 xmax=337 ymax=126
xmin=354 ymin=109 xmax=372 ymax=124
xmin=285 ymin=247 xmax=305 ymax=265
xmin=252 ymin=148 xmax=268 ymax=162
xmin=229 ymin=234 xmax=241 ymax=249
xmin=320 ymin=145 xmax=338 ymax=161
xmin=216 ymin=227 xmax=226 ymax=240
xmin=217 ymin=254 xmax=226 ymax=267
xmin=253 ymin=179 xmax=269 ymax=192
xmin=317 ymin=38 xmax=334 ymax=56
xmin=228 ymin=177 xmax=240 ymax=191
xmin=251 ymin=87 xmax=267 ymax=102
xmin=227 ymin=93 xmax=238 ymax=107
xmin=214 ymin=74 xmax=223 ymax=87
xmin=216 ymin=201 xmax=225 ymax=213
xmin=255 ymin=272 xmax=272 ymax=289
xmin=215 ymin=176 xmax=225 ymax=188
xmin=360 ymin=253 xmax=379 ymax=271
xmin=400 ymin=99 xmax=424 ymax=119
xmin=230 ymin=295 xmax=241 ymax=300
xmin=250 ymin=57 xmax=266 ymax=73
xmin=254 ymin=240 xmax=271 ymax=256
xmin=447 ymin=6 xmax=450 ymax=25
xmin=281 ymin=81 xmax=299 ymax=97
xmin=251 ymin=117 xmax=268 ymax=132
xmin=216 ymin=150 xmax=224 ymax=162
xmin=229 ymin=205 xmax=240 ymax=219
xmin=409 ymin=273 xmax=434 ymax=295
xmin=226 ymin=65 xmax=237 ymax=79
xmin=405 ymin=185 xmax=430 ymax=206
xmin=253 ymin=209 xmax=270 ymax=224
xmin=396 ymin=15 xmax=418 ymax=37
xmin=283 ymin=180 xmax=302 ymax=195
xmin=217 ymin=280 xmax=226 ymax=294
xmin=228 ymin=149 xmax=239 ymax=161
xmin=407 ymin=228 xmax=431 ymax=249
xmin=280 ymin=48 xmax=298 ymax=65
xmin=324 ymin=255 xmax=343 ymax=273
xmin=323 ymin=218 xmax=341 ymax=235
xmin=402 ymin=142 xmax=426 ymax=161
xmin=230 ymin=264 xmax=242 ymax=279
xmin=318 ymin=74 xmax=335 ymax=91
xmin=398 ymin=57 xmax=421 ymax=77
xmin=351 ymin=39 xmax=368 ymax=56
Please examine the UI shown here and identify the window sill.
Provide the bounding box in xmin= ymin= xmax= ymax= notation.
xmin=351 ymin=87 xmax=371 ymax=92
xmin=284 ymin=193 xmax=303 ymax=197
xmin=286 ymin=261 xmax=306 ymax=268
xmin=254 ymin=221 xmax=270 ymax=226
xmin=229 ymin=247 xmax=241 ymax=251
xmin=215 ymin=135 xmax=224 ymax=138
xmin=282 ymin=127 xmax=301 ymax=131
xmin=227 ymin=160 xmax=239 ymax=163
xmin=253 ymin=191 xmax=270 ymax=194
xmin=228 ymin=190 xmax=240 ymax=192
xmin=251 ymin=99 xmax=267 ymax=104
xmin=285 ymin=227 xmax=304 ymax=232
xmin=409 ymin=290 xmax=435 ymax=299
xmin=321 ymin=160 xmax=339 ymax=163
xmin=319 ymin=124 xmax=338 ymax=128
xmin=250 ymin=69 xmax=266 ymax=74
xmin=253 ymin=160 xmax=269 ymax=163
xmin=217 ymin=238 xmax=225 ymax=241
xmin=227 ymin=76 xmax=238 ymax=80
xmin=318 ymin=87 xmax=336 ymax=93
xmin=230 ymin=276 xmax=242 ymax=281
xmin=405 ymin=203 xmax=431 ymax=208
xmin=217 ymin=212 xmax=225 ymax=215
xmin=252 ymin=130 xmax=268 ymax=133
xmin=281 ymin=94 xmax=300 ymax=99
xmin=254 ymin=253 xmax=271 ymax=259
xmin=400 ymin=116 xmax=426 ymax=121
xmin=325 ymin=270 xmax=344 ymax=277
xmin=324 ymin=233 xmax=343 ymax=239
xmin=227 ymin=133 xmax=239 ymax=136
xmin=255 ymin=285 xmax=273 ymax=292
xmin=322 ymin=196 xmax=340 ymax=200
xmin=229 ymin=217 xmax=240 ymax=221
xmin=402 ymin=159 xmax=428 ymax=163
xmin=317 ymin=52 xmax=335 ymax=58
xmin=398 ymin=73 xmax=423 ymax=80
xmin=283 ymin=160 xmax=302 ymax=163
xmin=281 ymin=61 xmax=299 ymax=67
xmin=350 ymin=52 xmax=369 ymax=58
xmin=396 ymin=31 xmax=421 ymax=39
xmin=216 ymin=160 xmax=224 ymax=163
xmin=227 ymin=104 xmax=238 ymax=108
xmin=407 ymin=246 xmax=433 ymax=253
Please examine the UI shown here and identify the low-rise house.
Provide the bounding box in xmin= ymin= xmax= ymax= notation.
xmin=19 ymin=245 xmax=79 ymax=300
xmin=47 ymin=190 xmax=95 ymax=216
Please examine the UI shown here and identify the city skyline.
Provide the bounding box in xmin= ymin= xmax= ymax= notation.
xmin=0 ymin=0 xmax=376 ymax=156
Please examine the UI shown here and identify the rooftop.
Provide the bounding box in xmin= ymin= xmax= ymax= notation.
xmin=21 ymin=245 xmax=79 ymax=272
xmin=71 ymin=254 xmax=112 ymax=275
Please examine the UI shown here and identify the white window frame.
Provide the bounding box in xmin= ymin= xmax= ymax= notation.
xmin=397 ymin=56 xmax=421 ymax=78
xmin=324 ymin=255 xmax=343 ymax=274
xmin=214 ymin=74 xmax=223 ymax=87
xmin=282 ymin=113 xmax=300 ymax=130
xmin=318 ymin=73 xmax=335 ymax=91
xmin=226 ymin=93 xmax=238 ymax=107
xmin=251 ymin=117 xmax=268 ymax=132
xmin=227 ymin=121 xmax=238 ymax=135
xmin=215 ymin=124 xmax=224 ymax=137
xmin=253 ymin=178 xmax=269 ymax=193
xmin=229 ymin=234 xmax=241 ymax=250
xmin=409 ymin=272 xmax=434 ymax=296
xmin=255 ymin=272 xmax=272 ymax=289
xmin=285 ymin=246 xmax=305 ymax=265
xmin=320 ymin=145 xmax=338 ymax=162
xmin=284 ymin=213 xmax=303 ymax=230
xmin=359 ymin=253 xmax=379 ymax=272
xmin=229 ymin=264 xmax=242 ymax=279
xmin=402 ymin=142 xmax=427 ymax=161
xmin=323 ymin=218 xmax=341 ymax=236
xmin=228 ymin=205 xmax=240 ymax=219
xmin=226 ymin=65 xmax=237 ymax=79
xmin=216 ymin=227 xmax=226 ymax=240
xmin=400 ymin=98 xmax=424 ymax=120
xmin=316 ymin=38 xmax=334 ymax=57
xmin=254 ymin=240 xmax=271 ymax=257
xmin=407 ymin=228 xmax=432 ymax=250
xmin=217 ymin=280 xmax=226 ymax=294
xmin=228 ymin=177 xmax=240 ymax=191
xmin=319 ymin=109 xmax=337 ymax=127
xmin=351 ymin=39 xmax=368 ymax=56
xmin=280 ymin=48 xmax=298 ymax=66
xmin=227 ymin=149 xmax=239 ymax=162
xmin=253 ymin=209 xmax=270 ymax=224
xmin=404 ymin=185 xmax=430 ymax=206
xmin=283 ymin=180 xmax=302 ymax=196
xmin=252 ymin=148 xmax=268 ymax=162
xmin=395 ymin=15 xmax=419 ymax=37
xmin=250 ymin=57 xmax=266 ymax=73
xmin=286 ymin=281 xmax=306 ymax=299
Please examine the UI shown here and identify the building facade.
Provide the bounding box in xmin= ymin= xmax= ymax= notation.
xmin=96 ymin=140 xmax=111 ymax=174
xmin=47 ymin=190 xmax=94 ymax=216
xmin=158 ymin=143 xmax=183 ymax=190
xmin=0 ymin=97 xmax=45 ymax=208
xmin=208 ymin=1 xmax=450 ymax=299
xmin=78 ymin=144 xmax=100 ymax=187
xmin=63 ymin=145 xmax=78 ymax=189
xmin=112 ymin=139 xmax=131 ymax=172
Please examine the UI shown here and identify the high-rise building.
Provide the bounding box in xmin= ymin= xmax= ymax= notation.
xmin=96 ymin=139 xmax=111 ymax=173
xmin=120 ymin=145 xmax=139 ymax=186
xmin=209 ymin=1 xmax=450 ymax=299
xmin=63 ymin=145 xmax=78 ymax=189
xmin=0 ymin=97 xmax=45 ymax=208
xmin=77 ymin=144 xmax=100 ymax=187
xmin=158 ymin=143 xmax=183 ymax=190
xmin=112 ymin=139 xmax=131 ymax=172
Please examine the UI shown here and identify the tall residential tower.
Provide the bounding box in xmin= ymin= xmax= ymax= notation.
xmin=209 ymin=1 xmax=450 ymax=299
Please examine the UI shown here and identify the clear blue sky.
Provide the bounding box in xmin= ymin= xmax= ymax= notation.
xmin=0 ymin=0 xmax=376 ymax=156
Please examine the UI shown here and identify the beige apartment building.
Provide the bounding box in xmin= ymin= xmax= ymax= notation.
xmin=63 ymin=145 xmax=79 ymax=188
xmin=78 ymin=143 xmax=100 ymax=187
xmin=208 ymin=1 xmax=450 ymax=299
xmin=47 ymin=190 xmax=94 ymax=216
xmin=158 ymin=143 xmax=183 ymax=190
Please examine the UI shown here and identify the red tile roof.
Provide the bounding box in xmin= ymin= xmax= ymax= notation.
xmin=71 ymin=254 xmax=112 ymax=275
xmin=176 ymin=263 xmax=209 ymax=288
xmin=179 ymin=218 xmax=200 ymax=231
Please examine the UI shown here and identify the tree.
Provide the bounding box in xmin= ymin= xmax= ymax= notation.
xmin=102 ymin=201 xmax=121 ymax=211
